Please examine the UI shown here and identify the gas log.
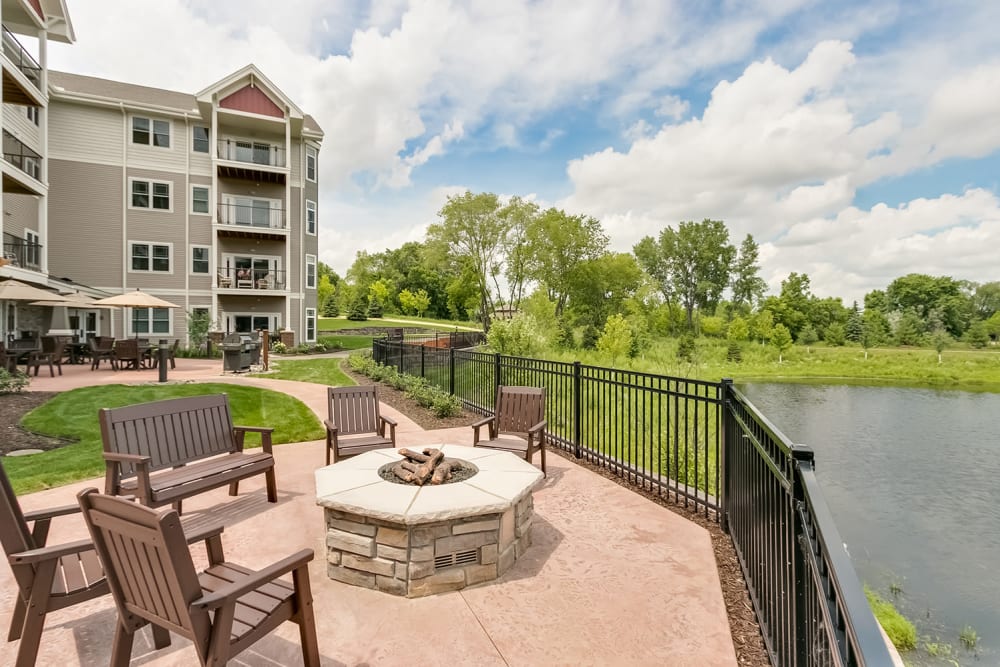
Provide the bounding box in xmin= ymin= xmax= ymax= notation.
xmin=392 ymin=448 xmax=453 ymax=485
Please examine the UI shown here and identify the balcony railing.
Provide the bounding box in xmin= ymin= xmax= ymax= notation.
xmin=2 ymin=129 xmax=42 ymax=181
xmin=217 ymin=267 xmax=286 ymax=291
xmin=1 ymin=27 xmax=41 ymax=90
xmin=217 ymin=203 xmax=286 ymax=230
xmin=2 ymin=233 xmax=42 ymax=270
xmin=217 ymin=139 xmax=285 ymax=168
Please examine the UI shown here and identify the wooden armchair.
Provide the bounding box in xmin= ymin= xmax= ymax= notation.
xmin=472 ymin=386 xmax=547 ymax=475
xmin=325 ymin=385 xmax=397 ymax=464
xmin=77 ymin=488 xmax=320 ymax=667
xmin=1 ymin=461 xmax=109 ymax=667
xmin=112 ymin=338 xmax=143 ymax=370
xmin=90 ymin=337 xmax=116 ymax=370
xmin=26 ymin=336 xmax=65 ymax=377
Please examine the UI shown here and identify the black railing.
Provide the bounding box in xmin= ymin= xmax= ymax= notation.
xmin=1 ymin=27 xmax=41 ymax=90
xmin=372 ymin=339 xmax=894 ymax=666
xmin=217 ymin=203 xmax=286 ymax=230
xmin=391 ymin=330 xmax=485 ymax=349
xmin=2 ymin=233 xmax=41 ymax=270
xmin=2 ymin=129 xmax=42 ymax=180
xmin=217 ymin=139 xmax=285 ymax=168
xmin=217 ymin=266 xmax=286 ymax=291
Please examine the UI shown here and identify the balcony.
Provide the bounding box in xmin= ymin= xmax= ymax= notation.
xmin=2 ymin=232 xmax=42 ymax=271
xmin=1 ymin=26 xmax=42 ymax=106
xmin=216 ymin=266 xmax=287 ymax=292
xmin=216 ymin=138 xmax=286 ymax=184
xmin=216 ymin=202 xmax=288 ymax=241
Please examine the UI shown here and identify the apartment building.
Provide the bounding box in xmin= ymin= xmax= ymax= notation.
xmin=0 ymin=0 xmax=74 ymax=336
xmin=43 ymin=65 xmax=323 ymax=344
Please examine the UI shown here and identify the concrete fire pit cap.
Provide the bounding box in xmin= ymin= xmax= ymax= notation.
xmin=315 ymin=445 xmax=543 ymax=525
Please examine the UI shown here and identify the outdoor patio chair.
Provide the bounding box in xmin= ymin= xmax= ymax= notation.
xmin=26 ymin=336 xmax=65 ymax=377
xmin=325 ymin=385 xmax=397 ymax=464
xmin=112 ymin=338 xmax=142 ymax=370
xmin=472 ymin=385 xmax=547 ymax=475
xmin=1 ymin=461 xmax=109 ymax=667
xmin=77 ymin=488 xmax=320 ymax=667
xmin=90 ymin=337 xmax=116 ymax=370
xmin=217 ymin=272 xmax=233 ymax=288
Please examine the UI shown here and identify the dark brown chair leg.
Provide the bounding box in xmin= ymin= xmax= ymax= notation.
xmin=294 ymin=567 xmax=321 ymax=667
xmin=265 ymin=468 xmax=278 ymax=503
xmin=228 ymin=480 xmax=239 ymax=496
xmin=15 ymin=559 xmax=57 ymax=667
xmin=7 ymin=595 xmax=26 ymax=641
xmin=151 ymin=624 xmax=171 ymax=649
xmin=109 ymin=623 xmax=135 ymax=667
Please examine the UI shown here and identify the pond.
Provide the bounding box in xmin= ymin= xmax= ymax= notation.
xmin=741 ymin=382 xmax=1000 ymax=661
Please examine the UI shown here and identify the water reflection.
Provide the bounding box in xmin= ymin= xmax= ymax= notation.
xmin=741 ymin=382 xmax=1000 ymax=657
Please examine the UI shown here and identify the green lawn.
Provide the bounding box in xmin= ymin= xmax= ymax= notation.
xmin=319 ymin=315 xmax=481 ymax=332
xmin=260 ymin=358 xmax=357 ymax=385
xmin=318 ymin=334 xmax=374 ymax=350
xmin=5 ymin=383 xmax=325 ymax=495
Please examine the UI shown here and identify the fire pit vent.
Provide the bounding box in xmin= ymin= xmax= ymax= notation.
xmin=435 ymin=549 xmax=478 ymax=570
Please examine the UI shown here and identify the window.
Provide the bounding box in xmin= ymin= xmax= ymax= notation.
xmin=130 ymin=242 xmax=171 ymax=272
xmin=305 ymin=254 xmax=316 ymax=289
xmin=24 ymin=230 xmax=40 ymax=267
xmin=131 ymin=307 xmax=170 ymax=335
xmin=192 ymin=126 xmax=210 ymax=153
xmin=26 ymin=106 xmax=39 ymax=125
xmin=306 ymin=200 xmax=316 ymax=235
xmin=305 ymin=308 xmax=316 ymax=342
xmin=306 ymin=146 xmax=317 ymax=182
xmin=132 ymin=116 xmax=170 ymax=147
xmin=191 ymin=246 xmax=209 ymax=274
xmin=191 ymin=185 xmax=210 ymax=214
xmin=130 ymin=179 xmax=171 ymax=210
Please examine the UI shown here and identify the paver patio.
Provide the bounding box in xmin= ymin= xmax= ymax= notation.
xmin=1 ymin=357 xmax=737 ymax=666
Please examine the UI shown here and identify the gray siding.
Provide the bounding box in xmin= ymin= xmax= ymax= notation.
xmin=2 ymin=194 xmax=39 ymax=237
xmin=125 ymin=167 xmax=189 ymax=292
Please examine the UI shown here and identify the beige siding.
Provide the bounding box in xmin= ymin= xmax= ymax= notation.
xmin=47 ymin=159 xmax=123 ymax=287
xmin=289 ymin=194 xmax=302 ymax=293
xmin=2 ymin=194 xmax=39 ymax=237
xmin=188 ymin=175 xmax=213 ymax=245
xmin=48 ymin=102 xmax=123 ymax=165
xmin=125 ymin=167 xmax=188 ymax=291
xmin=2 ymin=104 xmax=41 ymax=151
xmin=289 ymin=141 xmax=302 ymax=185
xmin=125 ymin=114 xmax=187 ymax=172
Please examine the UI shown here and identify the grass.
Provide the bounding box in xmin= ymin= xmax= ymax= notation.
xmin=960 ymin=625 xmax=979 ymax=650
xmin=865 ymin=586 xmax=917 ymax=651
xmin=318 ymin=315 xmax=481 ymax=332
xmin=259 ymin=358 xmax=356 ymax=386
xmin=5 ymin=383 xmax=324 ymax=495
xmin=318 ymin=334 xmax=374 ymax=351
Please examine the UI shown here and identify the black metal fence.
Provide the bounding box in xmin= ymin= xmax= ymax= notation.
xmin=372 ymin=338 xmax=893 ymax=666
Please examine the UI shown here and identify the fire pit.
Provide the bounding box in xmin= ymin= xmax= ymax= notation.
xmin=315 ymin=445 xmax=543 ymax=597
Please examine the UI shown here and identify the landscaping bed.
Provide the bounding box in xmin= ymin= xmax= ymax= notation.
xmin=0 ymin=392 xmax=68 ymax=456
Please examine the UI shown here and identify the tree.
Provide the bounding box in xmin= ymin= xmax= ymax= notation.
xmin=187 ymin=310 xmax=212 ymax=351
xmin=347 ymin=294 xmax=368 ymax=321
xmin=730 ymin=234 xmax=767 ymax=315
xmin=752 ymin=309 xmax=774 ymax=346
xmin=486 ymin=314 xmax=545 ymax=356
xmin=798 ymin=324 xmax=818 ymax=351
xmin=894 ymin=310 xmax=924 ymax=346
xmin=845 ymin=302 xmax=863 ymax=342
xmin=525 ymin=208 xmax=607 ymax=316
xmin=824 ymin=322 xmax=846 ymax=346
xmin=634 ymin=219 xmax=735 ymax=330
xmin=399 ymin=288 xmax=430 ymax=317
xmin=317 ymin=275 xmax=335 ymax=317
xmin=863 ymin=309 xmax=892 ymax=346
xmin=769 ymin=272 xmax=812 ymax=338
xmin=427 ymin=191 xmax=510 ymax=329
xmin=499 ymin=197 xmax=539 ymax=312
xmin=595 ymin=314 xmax=633 ymax=365
xmin=564 ymin=252 xmax=643 ymax=330
xmin=964 ymin=320 xmax=990 ymax=349
xmin=972 ymin=281 xmax=1000 ymax=320
xmin=771 ymin=324 xmax=792 ymax=363
xmin=367 ymin=279 xmax=391 ymax=318
xmin=727 ymin=315 xmax=749 ymax=341
xmin=931 ymin=329 xmax=951 ymax=364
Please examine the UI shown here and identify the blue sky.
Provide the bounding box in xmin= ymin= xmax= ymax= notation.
xmin=49 ymin=0 xmax=1000 ymax=304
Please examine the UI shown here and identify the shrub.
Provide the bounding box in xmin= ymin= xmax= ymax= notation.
xmin=581 ymin=324 xmax=600 ymax=350
xmin=346 ymin=352 xmax=462 ymax=418
xmin=485 ymin=314 xmax=545 ymax=356
xmin=272 ymin=342 xmax=288 ymax=354
xmin=0 ymin=369 xmax=29 ymax=394
xmin=676 ymin=334 xmax=696 ymax=362
xmin=726 ymin=340 xmax=742 ymax=363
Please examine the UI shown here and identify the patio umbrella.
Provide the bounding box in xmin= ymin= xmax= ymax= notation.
xmin=91 ymin=288 xmax=180 ymax=339
xmin=0 ymin=279 xmax=64 ymax=302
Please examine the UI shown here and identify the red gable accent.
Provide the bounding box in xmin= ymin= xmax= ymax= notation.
xmin=28 ymin=0 xmax=44 ymax=19
xmin=219 ymin=85 xmax=284 ymax=118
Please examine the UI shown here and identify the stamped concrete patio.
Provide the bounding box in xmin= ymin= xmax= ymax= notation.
xmin=1 ymin=357 xmax=737 ymax=666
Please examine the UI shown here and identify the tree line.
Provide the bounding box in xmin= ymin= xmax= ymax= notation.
xmin=320 ymin=190 xmax=1000 ymax=356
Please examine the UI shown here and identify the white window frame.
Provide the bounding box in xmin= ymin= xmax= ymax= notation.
xmin=220 ymin=194 xmax=283 ymax=228
xmin=24 ymin=229 xmax=40 ymax=267
xmin=306 ymin=200 xmax=317 ymax=236
xmin=129 ymin=178 xmax=173 ymax=212
xmin=128 ymin=307 xmax=173 ymax=336
xmin=306 ymin=146 xmax=317 ymax=182
xmin=190 ymin=245 xmax=210 ymax=275
xmin=224 ymin=312 xmax=282 ymax=334
xmin=128 ymin=241 xmax=173 ymax=274
xmin=305 ymin=308 xmax=316 ymax=343
xmin=190 ymin=185 xmax=211 ymax=215
xmin=131 ymin=115 xmax=171 ymax=148
xmin=26 ymin=106 xmax=39 ymax=125
xmin=305 ymin=254 xmax=316 ymax=289
xmin=192 ymin=125 xmax=210 ymax=153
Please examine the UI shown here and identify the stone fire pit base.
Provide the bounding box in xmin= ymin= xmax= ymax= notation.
xmin=316 ymin=446 xmax=543 ymax=598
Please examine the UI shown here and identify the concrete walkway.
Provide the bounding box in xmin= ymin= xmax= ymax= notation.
xmin=1 ymin=357 xmax=737 ymax=666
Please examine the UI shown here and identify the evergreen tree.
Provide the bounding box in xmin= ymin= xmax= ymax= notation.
xmin=845 ymin=301 xmax=863 ymax=342
xmin=347 ymin=296 xmax=368 ymax=321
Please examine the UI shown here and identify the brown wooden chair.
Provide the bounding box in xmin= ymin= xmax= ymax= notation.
xmin=472 ymin=385 xmax=547 ymax=475
xmin=112 ymin=338 xmax=142 ymax=370
xmin=77 ymin=488 xmax=320 ymax=667
xmin=90 ymin=337 xmax=116 ymax=370
xmin=1 ymin=461 xmax=109 ymax=667
xmin=325 ymin=385 xmax=397 ymax=464
xmin=26 ymin=336 xmax=65 ymax=377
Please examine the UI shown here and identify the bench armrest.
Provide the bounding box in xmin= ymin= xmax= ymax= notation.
xmin=472 ymin=415 xmax=497 ymax=444
xmin=234 ymin=425 xmax=274 ymax=454
xmin=22 ymin=503 xmax=80 ymax=523
xmin=378 ymin=415 xmax=397 ymax=442
xmin=10 ymin=538 xmax=95 ymax=565
xmin=528 ymin=420 xmax=547 ymax=435
xmin=193 ymin=548 xmax=314 ymax=610
xmin=103 ymin=452 xmax=152 ymax=502
xmin=323 ymin=419 xmax=337 ymax=434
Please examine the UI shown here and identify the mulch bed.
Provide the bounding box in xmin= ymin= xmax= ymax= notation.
xmin=1 ymin=372 xmax=769 ymax=665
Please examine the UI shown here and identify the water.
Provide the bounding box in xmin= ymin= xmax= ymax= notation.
xmin=741 ymin=382 xmax=1000 ymax=659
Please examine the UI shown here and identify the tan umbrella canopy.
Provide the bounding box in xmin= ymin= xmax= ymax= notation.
xmin=91 ymin=289 xmax=180 ymax=339
xmin=0 ymin=279 xmax=64 ymax=302
xmin=29 ymin=292 xmax=109 ymax=308
xmin=91 ymin=289 xmax=179 ymax=309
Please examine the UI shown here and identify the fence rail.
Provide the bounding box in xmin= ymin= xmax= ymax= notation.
xmin=372 ymin=338 xmax=893 ymax=666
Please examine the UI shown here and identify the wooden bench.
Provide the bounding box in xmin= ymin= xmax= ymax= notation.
xmin=100 ymin=394 xmax=277 ymax=514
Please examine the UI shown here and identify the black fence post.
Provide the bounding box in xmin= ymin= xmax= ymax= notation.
xmin=449 ymin=347 xmax=455 ymax=396
xmin=398 ymin=340 xmax=404 ymax=373
xmin=494 ymin=353 xmax=502 ymax=404
xmin=573 ymin=361 xmax=582 ymax=458
xmin=720 ymin=378 xmax=733 ymax=533
xmin=791 ymin=444 xmax=815 ymax=667
xmin=420 ymin=345 xmax=425 ymax=378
